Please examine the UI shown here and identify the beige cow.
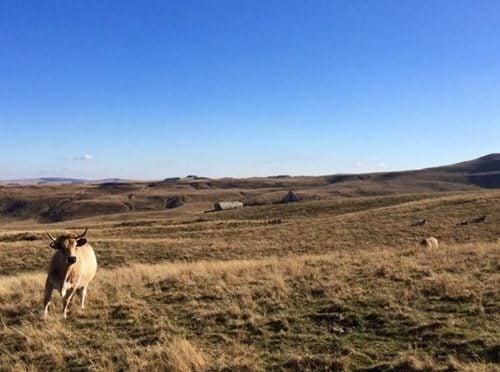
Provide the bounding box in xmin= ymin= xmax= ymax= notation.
xmin=43 ymin=229 xmax=97 ymax=318
xmin=420 ymin=237 xmax=439 ymax=249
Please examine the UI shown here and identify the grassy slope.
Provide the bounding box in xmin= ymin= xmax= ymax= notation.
xmin=0 ymin=190 xmax=498 ymax=370
xmin=0 ymin=191 xmax=498 ymax=276
xmin=0 ymin=243 xmax=498 ymax=370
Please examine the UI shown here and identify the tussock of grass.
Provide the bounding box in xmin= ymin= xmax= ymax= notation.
xmin=125 ymin=337 xmax=207 ymax=371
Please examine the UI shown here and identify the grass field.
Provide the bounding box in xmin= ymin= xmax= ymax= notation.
xmin=0 ymin=188 xmax=498 ymax=370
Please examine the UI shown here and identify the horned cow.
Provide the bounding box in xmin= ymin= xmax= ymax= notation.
xmin=43 ymin=228 xmax=97 ymax=319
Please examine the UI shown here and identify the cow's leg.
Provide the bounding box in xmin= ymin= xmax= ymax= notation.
xmin=77 ymin=286 xmax=88 ymax=310
xmin=62 ymin=288 xmax=76 ymax=319
xmin=43 ymin=278 xmax=54 ymax=318
xmin=76 ymin=287 xmax=83 ymax=308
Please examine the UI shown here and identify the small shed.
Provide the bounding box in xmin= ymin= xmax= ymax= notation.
xmin=283 ymin=191 xmax=300 ymax=203
xmin=214 ymin=201 xmax=243 ymax=211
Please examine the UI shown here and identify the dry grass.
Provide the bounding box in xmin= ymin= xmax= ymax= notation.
xmin=0 ymin=191 xmax=498 ymax=276
xmin=0 ymin=188 xmax=498 ymax=370
xmin=0 ymin=242 xmax=498 ymax=370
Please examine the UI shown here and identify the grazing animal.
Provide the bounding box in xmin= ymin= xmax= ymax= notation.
xmin=268 ymin=219 xmax=284 ymax=225
xmin=456 ymin=215 xmax=486 ymax=226
xmin=412 ymin=219 xmax=427 ymax=227
xmin=43 ymin=229 xmax=97 ymax=319
xmin=470 ymin=215 xmax=487 ymax=224
xmin=420 ymin=237 xmax=439 ymax=249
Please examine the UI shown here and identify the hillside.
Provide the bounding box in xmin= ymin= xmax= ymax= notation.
xmin=0 ymin=167 xmax=498 ymax=369
xmin=1 ymin=190 xmax=497 ymax=275
xmin=327 ymin=153 xmax=500 ymax=189
xmin=0 ymin=189 xmax=498 ymax=370
xmin=0 ymin=154 xmax=498 ymax=223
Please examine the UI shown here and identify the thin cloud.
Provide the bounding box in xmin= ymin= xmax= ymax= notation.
xmin=355 ymin=162 xmax=388 ymax=171
xmin=67 ymin=154 xmax=93 ymax=161
xmin=140 ymin=161 xmax=168 ymax=167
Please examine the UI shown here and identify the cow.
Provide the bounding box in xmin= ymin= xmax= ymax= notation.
xmin=470 ymin=215 xmax=487 ymax=224
xmin=456 ymin=215 xmax=486 ymax=226
xmin=268 ymin=219 xmax=284 ymax=225
xmin=420 ymin=237 xmax=439 ymax=249
xmin=43 ymin=229 xmax=97 ymax=319
xmin=411 ymin=219 xmax=427 ymax=227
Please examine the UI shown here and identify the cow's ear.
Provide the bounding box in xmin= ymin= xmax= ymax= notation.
xmin=76 ymin=238 xmax=87 ymax=247
xmin=50 ymin=242 xmax=59 ymax=249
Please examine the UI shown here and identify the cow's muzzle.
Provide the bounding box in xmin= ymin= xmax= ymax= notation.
xmin=67 ymin=256 xmax=77 ymax=265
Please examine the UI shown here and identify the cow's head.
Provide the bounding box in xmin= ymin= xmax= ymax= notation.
xmin=47 ymin=229 xmax=88 ymax=265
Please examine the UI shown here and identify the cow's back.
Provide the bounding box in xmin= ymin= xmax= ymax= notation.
xmin=429 ymin=237 xmax=439 ymax=249
xmin=420 ymin=237 xmax=439 ymax=249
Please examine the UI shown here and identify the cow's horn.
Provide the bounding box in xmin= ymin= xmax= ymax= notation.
xmin=74 ymin=228 xmax=88 ymax=239
xmin=47 ymin=232 xmax=56 ymax=242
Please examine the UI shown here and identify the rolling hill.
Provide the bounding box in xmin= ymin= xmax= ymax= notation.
xmin=0 ymin=177 xmax=498 ymax=370
xmin=327 ymin=153 xmax=500 ymax=188
xmin=0 ymin=153 xmax=498 ymax=223
xmin=0 ymin=155 xmax=498 ymax=370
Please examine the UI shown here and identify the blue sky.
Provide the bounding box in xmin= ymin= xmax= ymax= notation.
xmin=1 ymin=0 xmax=499 ymax=179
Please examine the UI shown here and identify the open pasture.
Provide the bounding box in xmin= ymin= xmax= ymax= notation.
xmin=0 ymin=186 xmax=498 ymax=370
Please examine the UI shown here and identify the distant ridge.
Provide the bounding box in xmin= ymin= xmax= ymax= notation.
xmin=0 ymin=153 xmax=498 ymax=222
xmin=39 ymin=177 xmax=86 ymax=184
xmin=327 ymin=153 xmax=500 ymax=189
xmin=0 ymin=177 xmax=130 ymax=185
xmin=1 ymin=153 xmax=498 ymax=188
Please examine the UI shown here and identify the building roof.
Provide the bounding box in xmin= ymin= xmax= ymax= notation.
xmin=215 ymin=201 xmax=243 ymax=209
